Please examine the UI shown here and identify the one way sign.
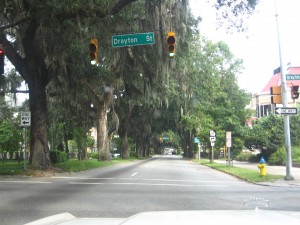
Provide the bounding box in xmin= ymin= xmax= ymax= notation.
xmin=20 ymin=112 xmax=31 ymax=126
xmin=275 ymin=107 xmax=298 ymax=116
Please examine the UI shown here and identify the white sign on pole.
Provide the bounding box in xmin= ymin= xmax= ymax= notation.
xmin=226 ymin=131 xmax=231 ymax=148
xmin=210 ymin=137 xmax=216 ymax=142
xmin=210 ymin=130 xmax=215 ymax=137
xmin=21 ymin=112 xmax=31 ymax=126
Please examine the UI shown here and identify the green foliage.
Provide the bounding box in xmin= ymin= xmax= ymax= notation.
xmin=0 ymin=160 xmax=25 ymax=175
xmin=88 ymin=152 xmax=98 ymax=159
xmin=0 ymin=121 xmax=21 ymax=154
xmin=244 ymin=115 xmax=284 ymax=160
xmin=267 ymin=145 xmax=300 ymax=165
xmin=128 ymin=138 xmax=136 ymax=157
xmin=268 ymin=146 xmax=285 ymax=165
xmin=292 ymin=147 xmax=300 ymax=163
xmin=72 ymin=127 xmax=93 ymax=153
xmin=0 ymin=0 xmax=262 ymax=167
xmin=235 ymin=152 xmax=253 ymax=162
xmin=248 ymin=154 xmax=259 ymax=163
xmin=290 ymin=110 xmax=300 ymax=146
xmin=178 ymin=35 xmax=250 ymax=155
xmin=231 ymin=137 xmax=244 ymax=157
xmin=68 ymin=140 xmax=78 ymax=153
xmin=49 ymin=150 xmax=68 ymax=163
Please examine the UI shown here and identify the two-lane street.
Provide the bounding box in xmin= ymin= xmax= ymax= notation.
xmin=1 ymin=155 xmax=299 ymax=224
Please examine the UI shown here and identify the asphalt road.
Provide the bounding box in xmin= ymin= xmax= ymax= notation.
xmin=1 ymin=155 xmax=300 ymax=225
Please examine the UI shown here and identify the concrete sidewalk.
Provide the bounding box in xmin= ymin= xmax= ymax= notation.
xmin=214 ymin=160 xmax=300 ymax=187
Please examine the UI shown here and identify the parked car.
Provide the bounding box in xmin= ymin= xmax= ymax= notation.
xmin=113 ymin=153 xmax=120 ymax=158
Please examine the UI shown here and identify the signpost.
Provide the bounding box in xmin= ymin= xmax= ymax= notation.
xmin=226 ymin=131 xmax=232 ymax=167
xmin=194 ymin=137 xmax=201 ymax=160
xmin=275 ymin=107 xmax=298 ymax=115
xmin=286 ymin=74 xmax=300 ymax=80
xmin=209 ymin=130 xmax=216 ymax=162
xmin=275 ymin=1 xmax=294 ymax=180
xmin=112 ymin=32 xmax=155 ymax=47
xmin=20 ymin=112 xmax=31 ymax=169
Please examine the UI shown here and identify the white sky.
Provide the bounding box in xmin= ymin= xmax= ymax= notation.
xmin=189 ymin=0 xmax=300 ymax=93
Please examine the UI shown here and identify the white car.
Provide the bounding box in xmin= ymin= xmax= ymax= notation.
xmin=113 ymin=153 xmax=120 ymax=158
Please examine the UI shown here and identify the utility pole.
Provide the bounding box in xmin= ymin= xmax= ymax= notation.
xmin=274 ymin=0 xmax=294 ymax=180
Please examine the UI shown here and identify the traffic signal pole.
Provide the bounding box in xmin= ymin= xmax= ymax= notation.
xmin=275 ymin=0 xmax=293 ymax=180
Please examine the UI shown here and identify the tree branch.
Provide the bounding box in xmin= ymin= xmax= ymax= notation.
xmin=0 ymin=90 xmax=29 ymax=95
xmin=56 ymin=0 xmax=139 ymax=20
xmin=0 ymin=18 xmax=30 ymax=31
xmin=110 ymin=0 xmax=138 ymax=15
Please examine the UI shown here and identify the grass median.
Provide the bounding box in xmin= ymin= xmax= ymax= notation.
xmin=54 ymin=158 xmax=137 ymax=172
xmin=0 ymin=158 xmax=142 ymax=176
xmin=195 ymin=159 xmax=283 ymax=183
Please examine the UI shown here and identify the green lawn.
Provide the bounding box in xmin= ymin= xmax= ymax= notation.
xmin=54 ymin=158 xmax=137 ymax=172
xmin=0 ymin=158 xmax=140 ymax=175
xmin=0 ymin=160 xmax=26 ymax=175
xmin=195 ymin=160 xmax=283 ymax=183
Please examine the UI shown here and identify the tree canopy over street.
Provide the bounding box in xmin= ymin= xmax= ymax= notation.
xmin=3 ymin=0 xmax=299 ymax=170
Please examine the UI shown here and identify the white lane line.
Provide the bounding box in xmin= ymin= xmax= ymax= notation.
xmin=69 ymin=182 xmax=227 ymax=187
xmin=0 ymin=180 xmax=51 ymax=184
xmin=52 ymin=177 xmax=117 ymax=180
xmin=131 ymin=172 xmax=138 ymax=177
xmin=51 ymin=177 xmax=241 ymax=184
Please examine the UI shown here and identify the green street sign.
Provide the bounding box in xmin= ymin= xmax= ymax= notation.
xmin=112 ymin=32 xmax=155 ymax=47
xmin=286 ymin=74 xmax=300 ymax=80
xmin=194 ymin=137 xmax=200 ymax=143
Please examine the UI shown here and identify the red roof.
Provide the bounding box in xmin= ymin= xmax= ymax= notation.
xmin=262 ymin=67 xmax=300 ymax=92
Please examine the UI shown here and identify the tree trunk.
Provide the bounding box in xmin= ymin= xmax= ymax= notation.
xmin=183 ymin=131 xmax=193 ymax=158
xmin=118 ymin=120 xmax=130 ymax=159
xmin=64 ymin=129 xmax=69 ymax=157
xmin=28 ymin=78 xmax=51 ymax=169
xmin=96 ymin=103 xmax=110 ymax=161
xmin=135 ymin=137 xmax=143 ymax=158
xmin=115 ymin=103 xmax=132 ymax=159
xmin=120 ymin=131 xmax=129 ymax=159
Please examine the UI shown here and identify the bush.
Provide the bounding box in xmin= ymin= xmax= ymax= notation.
xmin=88 ymin=152 xmax=98 ymax=159
xmin=235 ymin=152 xmax=253 ymax=162
xmin=268 ymin=146 xmax=285 ymax=165
xmin=50 ymin=151 xmax=68 ymax=163
xmin=292 ymin=147 xmax=300 ymax=163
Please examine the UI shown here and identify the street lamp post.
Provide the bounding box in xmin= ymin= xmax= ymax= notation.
xmin=274 ymin=0 xmax=294 ymax=180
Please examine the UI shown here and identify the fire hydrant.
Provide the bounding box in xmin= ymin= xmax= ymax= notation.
xmin=257 ymin=157 xmax=266 ymax=176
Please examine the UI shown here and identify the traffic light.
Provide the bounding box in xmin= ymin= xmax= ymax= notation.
xmin=89 ymin=38 xmax=98 ymax=65
xmin=166 ymin=31 xmax=176 ymax=58
xmin=291 ymin=85 xmax=299 ymax=100
xmin=0 ymin=48 xmax=4 ymax=75
xmin=270 ymin=86 xmax=282 ymax=104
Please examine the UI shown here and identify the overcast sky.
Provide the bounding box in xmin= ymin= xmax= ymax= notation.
xmin=189 ymin=0 xmax=300 ymax=93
